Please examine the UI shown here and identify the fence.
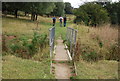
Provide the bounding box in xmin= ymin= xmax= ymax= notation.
xmin=49 ymin=27 xmax=55 ymax=58
xmin=66 ymin=27 xmax=77 ymax=59
xmin=49 ymin=27 xmax=55 ymax=74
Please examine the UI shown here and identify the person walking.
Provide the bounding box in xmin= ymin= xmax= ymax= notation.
xmin=59 ymin=16 xmax=63 ymax=27
xmin=63 ymin=15 xmax=67 ymax=27
xmin=52 ymin=16 xmax=56 ymax=26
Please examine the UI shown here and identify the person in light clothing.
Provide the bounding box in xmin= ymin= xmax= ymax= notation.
xmin=59 ymin=16 xmax=63 ymax=27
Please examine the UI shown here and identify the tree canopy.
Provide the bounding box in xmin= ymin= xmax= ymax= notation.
xmin=74 ymin=3 xmax=109 ymax=26
xmin=2 ymin=2 xmax=56 ymax=20
xmin=64 ymin=2 xmax=73 ymax=14
xmin=104 ymin=1 xmax=120 ymax=25
xmin=50 ymin=2 xmax=65 ymax=16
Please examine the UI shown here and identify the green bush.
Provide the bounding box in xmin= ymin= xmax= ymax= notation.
xmin=81 ymin=46 xmax=98 ymax=61
xmin=10 ymin=43 xmax=21 ymax=53
xmin=8 ymin=32 xmax=48 ymax=58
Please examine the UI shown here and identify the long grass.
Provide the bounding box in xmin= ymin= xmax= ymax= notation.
xmin=90 ymin=24 xmax=118 ymax=47
xmin=73 ymin=60 xmax=118 ymax=79
xmin=71 ymin=24 xmax=118 ymax=61
xmin=70 ymin=24 xmax=118 ymax=79
xmin=2 ymin=16 xmax=52 ymax=38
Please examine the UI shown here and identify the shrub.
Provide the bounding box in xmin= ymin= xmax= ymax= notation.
xmin=107 ymin=42 xmax=119 ymax=61
xmin=80 ymin=45 xmax=98 ymax=61
xmin=10 ymin=43 xmax=21 ymax=53
xmin=8 ymin=32 xmax=48 ymax=59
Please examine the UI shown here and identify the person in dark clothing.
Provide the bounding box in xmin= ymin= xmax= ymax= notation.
xmin=63 ymin=15 xmax=67 ymax=27
xmin=52 ymin=16 xmax=56 ymax=26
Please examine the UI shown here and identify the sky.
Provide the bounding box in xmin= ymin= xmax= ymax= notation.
xmin=63 ymin=0 xmax=119 ymax=8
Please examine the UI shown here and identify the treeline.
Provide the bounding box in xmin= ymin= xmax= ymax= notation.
xmin=74 ymin=1 xmax=120 ymax=26
xmin=2 ymin=2 xmax=73 ymax=21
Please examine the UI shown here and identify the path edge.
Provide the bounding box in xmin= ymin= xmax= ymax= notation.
xmin=64 ymin=44 xmax=78 ymax=76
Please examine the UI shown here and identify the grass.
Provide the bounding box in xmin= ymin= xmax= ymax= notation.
xmin=2 ymin=15 xmax=70 ymax=39
xmin=74 ymin=60 xmax=118 ymax=79
xmin=71 ymin=24 xmax=118 ymax=60
xmin=90 ymin=24 xmax=118 ymax=48
xmin=2 ymin=16 xmax=51 ymax=38
xmin=2 ymin=14 xmax=73 ymax=79
xmin=70 ymin=24 xmax=118 ymax=79
xmin=2 ymin=54 xmax=54 ymax=79
xmin=2 ymin=15 xmax=56 ymax=79
xmin=3 ymin=14 xmax=118 ymax=79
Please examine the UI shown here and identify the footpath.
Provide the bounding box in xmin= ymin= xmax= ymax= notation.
xmin=52 ymin=37 xmax=72 ymax=80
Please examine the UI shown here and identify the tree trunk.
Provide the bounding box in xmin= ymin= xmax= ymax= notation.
xmin=33 ymin=14 xmax=35 ymax=21
xmin=31 ymin=13 xmax=36 ymax=21
xmin=15 ymin=9 xmax=18 ymax=18
xmin=31 ymin=13 xmax=34 ymax=21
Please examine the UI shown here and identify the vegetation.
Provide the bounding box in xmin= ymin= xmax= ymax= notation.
xmin=2 ymin=2 xmax=56 ymax=21
xmin=50 ymin=2 xmax=65 ymax=16
xmin=2 ymin=2 xmax=70 ymax=20
xmin=64 ymin=2 xmax=73 ymax=14
xmin=74 ymin=3 xmax=109 ymax=26
xmin=2 ymin=54 xmax=54 ymax=79
xmin=104 ymin=1 xmax=120 ymax=25
xmin=2 ymin=1 xmax=119 ymax=79
xmin=71 ymin=24 xmax=119 ymax=62
xmin=2 ymin=15 xmax=54 ymax=79
xmin=2 ymin=13 xmax=69 ymax=79
xmin=72 ymin=60 xmax=118 ymax=79
xmin=69 ymin=24 xmax=118 ymax=79
xmin=6 ymin=32 xmax=48 ymax=59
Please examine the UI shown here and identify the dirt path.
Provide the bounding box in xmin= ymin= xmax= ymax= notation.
xmin=52 ymin=37 xmax=72 ymax=80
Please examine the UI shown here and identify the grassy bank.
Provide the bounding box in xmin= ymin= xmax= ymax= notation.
xmin=2 ymin=54 xmax=54 ymax=79
xmin=2 ymin=15 xmax=55 ymax=79
xmin=2 ymin=14 xmax=72 ymax=79
xmin=69 ymin=24 xmax=118 ymax=79
xmin=73 ymin=60 xmax=118 ymax=79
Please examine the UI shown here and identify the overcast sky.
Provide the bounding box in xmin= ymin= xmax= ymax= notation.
xmin=63 ymin=0 xmax=119 ymax=8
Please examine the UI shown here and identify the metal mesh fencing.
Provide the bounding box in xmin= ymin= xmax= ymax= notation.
xmin=66 ymin=27 xmax=77 ymax=59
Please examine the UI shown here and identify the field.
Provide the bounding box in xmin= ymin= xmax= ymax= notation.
xmin=2 ymin=15 xmax=54 ymax=79
xmin=2 ymin=14 xmax=119 ymax=79
xmin=2 ymin=14 xmax=69 ymax=79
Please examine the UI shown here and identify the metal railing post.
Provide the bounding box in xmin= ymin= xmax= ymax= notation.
xmin=49 ymin=27 xmax=55 ymax=74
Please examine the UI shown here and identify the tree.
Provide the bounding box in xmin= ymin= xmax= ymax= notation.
xmin=50 ymin=2 xmax=65 ymax=16
xmin=64 ymin=2 xmax=73 ymax=14
xmin=23 ymin=2 xmax=55 ymax=21
xmin=74 ymin=3 xmax=109 ymax=26
xmin=104 ymin=1 xmax=120 ymax=25
xmin=2 ymin=2 xmax=27 ymax=18
xmin=2 ymin=2 xmax=56 ymax=21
